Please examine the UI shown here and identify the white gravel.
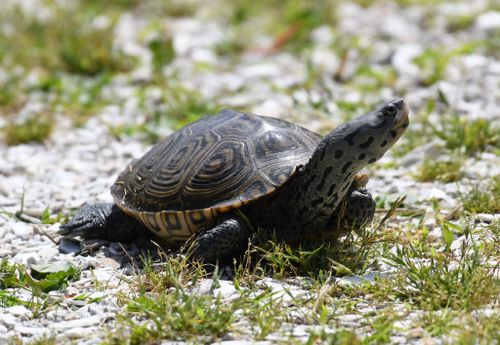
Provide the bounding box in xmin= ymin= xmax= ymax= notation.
xmin=0 ymin=0 xmax=499 ymax=343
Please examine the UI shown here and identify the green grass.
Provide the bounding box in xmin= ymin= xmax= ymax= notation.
xmin=432 ymin=116 xmax=500 ymax=155
xmin=4 ymin=115 xmax=55 ymax=145
xmin=11 ymin=335 xmax=58 ymax=345
xmin=218 ymin=0 xmax=338 ymax=54
xmin=0 ymin=6 xmax=135 ymax=76
xmin=121 ymin=82 xmax=220 ymax=141
xmin=107 ymin=290 xmax=237 ymax=344
xmin=462 ymin=175 xmax=500 ymax=214
xmin=372 ymin=230 xmax=499 ymax=311
xmin=148 ymin=36 xmax=176 ymax=74
xmin=413 ymin=43 xmax=479 ymax=86
xmin=393 ymin=95 xmax=500 ymax=157
xmin=446 ymin=14 xmax=476 ymax=32
xmin=1 ymin=0 xmax=499 ymax=343
xmin=0 ymin=260 xmax=80 ymax=317
xmin=413 ymin=158 xmax=463 ymax=183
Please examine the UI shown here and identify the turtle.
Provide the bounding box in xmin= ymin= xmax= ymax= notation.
xmin=60 ymin=98 xmax=409 ymax=262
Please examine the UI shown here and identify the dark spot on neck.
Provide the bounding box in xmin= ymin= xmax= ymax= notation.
xmin=368 ymin=158 xmax=376 ymax=164
xmin=343 ymin=172 xmax=353 ymax=182
xmin=315 ymin=166 xmax=333 ymax=192
xmin=343 ymin=120 xmax=386 ymax=146
xmin=358 ymin=153 xmax=366 ymax=160
xmin=341 ymin=161 xmax=352 ymax=173
xmin=335 ymin=150 xmax=343 ymax=159
xmin=311 ymin=197 xmax=324 ymax=207
xmin=390 ymin=129 xmax=397 ymax=138
xmin=380 ymin=140 xmax=388 ymax=148
xmin=359 ymin=136 xmax=374 ymax=149
xmin=327 ymin=184 xmax=337 ymax=196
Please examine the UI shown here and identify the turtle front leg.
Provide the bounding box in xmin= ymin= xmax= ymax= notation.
xmin=327 ymin=187 xmax=376 ymax=235
xmin=59 ymin=203 xmax=149 ymax=242
xmin=190 ymin=214 xmax=250 ymax=264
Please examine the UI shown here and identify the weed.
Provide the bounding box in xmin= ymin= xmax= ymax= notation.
xmin=363 ymin=312 xmax=397 ymax=343
xmin=220 ymin=0 xmax=338 ymax=53
xmin=395 ymin=95 xmax=499 ymax=157
xmin=243 ymin=289 xmax=287 ymax=339
xmin=380 ymin=237 xmax=499 ymax=310
xmin=106 ymin=289 xmax=238 ymax=344
xmin=413 ymin=43 xmax=478 ymax=86
xmin=446 ymin=14 xmax=476 ymax=32
xmin=40 ymin=207 xmax=68 ymax=225
xmin=461 ymin=175 xmax=500 ymax=214
xmin=413 ymin=158 xmax=463 ymax=183
xmin=417 ymin=309 xmax=457 ymax=337
xmin=137 ymin=251 xmax=206 ymax=292
xmin=302 ymin=329 xmax=360 ymax=345
xmin=0 ymin=75 xmax=26 ymax=115
xmin=4 ymin=115 xmax=54 ymax=145
xmin=432 ymin=116 xmax=500 ymax=155
xmin=133 ymin=82 xmax=219 ymax=140
xmin=58 ymin=24 xmax=135 ymax=76
xmin=22 ymin=336 xmax=58 ymax=345
xmin=452 ymin=314 xmax=500 ymax=344
xmin=0 ymin=6 xmax=134 ymax=75
xmin=148 ymin=36 xmax=175 ymax=74
xmin=0 ymin=260 xmax=78 ymax=316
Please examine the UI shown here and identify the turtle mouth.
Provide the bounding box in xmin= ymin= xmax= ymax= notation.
xmin=391 ymin=98 xmax=410 ymax=131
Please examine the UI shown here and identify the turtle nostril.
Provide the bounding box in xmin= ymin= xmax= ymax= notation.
xmin=392 ymin=98 xmax=403 ymax=108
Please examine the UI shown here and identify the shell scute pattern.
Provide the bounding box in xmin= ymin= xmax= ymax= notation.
xmin=112 ymin=109 xmax=321 ymax=240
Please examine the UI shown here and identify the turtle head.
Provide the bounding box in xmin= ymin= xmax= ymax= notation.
xmin=334 ymin=98 xmax=410 ymax=163
xmin=278 ymin=99 xmax=409 ymax=230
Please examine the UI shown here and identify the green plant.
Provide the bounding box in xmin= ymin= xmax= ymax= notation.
xmin=0 ymin=7 xmax=134 ymax=75
xmin=148 ymin=36 xmax=175 ymax=73
xmin=432 ymin=116 xmax=500 ymax=155
xmin=0 ymin=260 xmax=79 ymax=316
xmin=461 ymin=175 xmax=500 ymax=214
xmin=413 ymin=44 xmax=478 ymax=86
xmin=4 ymin=115 xmax=54 ymax=145
xmin=381 ymin=238 xmax=499 ymax=310
xmin=414 ymin=159 xmax=463 ymax=183
xmin=106 ymin=288 xmax=238 ymax=344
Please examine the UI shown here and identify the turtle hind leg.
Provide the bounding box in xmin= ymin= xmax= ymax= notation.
xmin=190 ymin=214 xmax=250 ymax=264
xmin=327 ymin=188 xmax=376 ymax=235
xmin=59 ymin=203 xmax=149 ymax=242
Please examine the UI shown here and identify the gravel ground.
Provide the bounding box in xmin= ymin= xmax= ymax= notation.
xmin=0 ymin=0 xmax=499 ymax=344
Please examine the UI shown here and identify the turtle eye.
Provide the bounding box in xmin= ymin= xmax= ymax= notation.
xmin=383 ymin=104 xmax=397 ymax=117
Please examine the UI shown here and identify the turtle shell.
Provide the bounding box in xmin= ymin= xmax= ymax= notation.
xmin=111 ymin=109 xmax=320 ymax=242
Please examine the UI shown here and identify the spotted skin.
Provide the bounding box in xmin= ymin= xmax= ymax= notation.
xmin=61 ymin=99 xmax=409 ymax=262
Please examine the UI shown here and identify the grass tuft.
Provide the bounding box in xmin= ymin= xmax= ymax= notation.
xmin=4 ymin=115 xmax=55 ymax=145
xmin=432 ymin=116 xmax=500 ymax=155
xmin=0 ymin=7 xmax=135 ymax=76
xmin=379 ymin=237 xmax=499 ymax=311
xmin=461 ymin=175 xmax=500 ymax=214
xmin=107 ymin=290 xmax=237 ymax=344
xmin=413 ymin=158 xmax=463 ymax=183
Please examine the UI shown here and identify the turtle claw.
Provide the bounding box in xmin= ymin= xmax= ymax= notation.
xmin=59 ymin=203 xmax=113 ymax=238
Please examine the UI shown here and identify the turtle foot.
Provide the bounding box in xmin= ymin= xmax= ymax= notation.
xmin=59 ymin=202 xmax=113 ymax=239
xmin=60 ymin=203 xmax=150 ymax=243
xmin=341 ymin=188 xmax=376 ymax=230
xmin=190 ymin=215 xmax=250 ymax=264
